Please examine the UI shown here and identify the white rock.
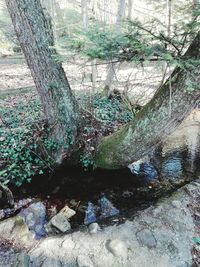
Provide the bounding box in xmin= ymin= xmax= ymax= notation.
xmin=88 ymin=223 xmax=101 ymax=234
xmin=60 ymin=205 xmax=76 ymax=219
xmin=106 ymin=239 xmax=127 ymax=258
xmin=51 ymin=213 xmax=71 ymax=233
xmin=77 ymin=255 xmax=94 ymax=267
xmin=45 ymin=206 xmax=76 ymax=234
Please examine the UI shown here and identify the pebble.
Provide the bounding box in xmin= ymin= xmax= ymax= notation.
xmin=88 ymin=223 xmax=101 ymax=234
xmin=106 ymin=239 xmax=127 ymax=258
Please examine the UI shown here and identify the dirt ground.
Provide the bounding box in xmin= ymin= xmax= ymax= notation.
xmin=0 ymin=55 xmax=166 ymax=106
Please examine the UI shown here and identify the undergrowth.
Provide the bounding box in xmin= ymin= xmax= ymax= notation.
xmin=0 ymin=94 xmax=46 ymax=186
xmin=0 ymin=92 xmax=134 ymax=186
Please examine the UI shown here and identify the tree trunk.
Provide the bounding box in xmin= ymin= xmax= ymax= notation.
xmin=103 ymin=0 xmax=125 ymax=96
xmin=193 ymin=0 xmax=200 ymax=9
xmin=104 ymin=62 xmax=119 ymax=97
xmin=115 ymin=0 xmax=126 ymax=32
xmin=81 ymin=0 xmax=89 ymax=30
xmin=5 ymin=0 xmax=81 ymax=164
xmin=95 ymin=32 xmax=200 ymax=169
xmin=127 ymin=0 xmax=133 ymax=20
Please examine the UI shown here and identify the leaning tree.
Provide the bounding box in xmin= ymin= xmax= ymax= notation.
xmin=5 ymin=0 xmax=200 ymax=170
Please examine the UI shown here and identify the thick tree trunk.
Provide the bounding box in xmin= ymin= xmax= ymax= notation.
xmin=95 ymin=32 xmax=200 ymax=169
xmin=5 ymin=0 xmax=81 ymax=164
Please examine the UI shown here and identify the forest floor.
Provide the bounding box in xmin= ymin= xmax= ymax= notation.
xmin=0 ymin=54 xmax=165 ymax=105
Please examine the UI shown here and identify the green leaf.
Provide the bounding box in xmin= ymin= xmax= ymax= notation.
xmin=192 ymin=237 xmax=200 ymax=244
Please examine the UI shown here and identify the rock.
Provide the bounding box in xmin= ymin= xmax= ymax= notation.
xmin=99 ymin=196 xmax=119 ymax=219
xmin=19 ymin=202 xmax=47 ymax=240
xmin=88 ymin=223 xmax=101 ymax=234
xmin=84 ymin=202 xmax=97 ymax=225
xmin=59 ymin=205 xmax=76 ymax=219
xmin=106 ymin=239 xmax=127 ymax=258
xmin=14 ymin=252 xmax=30 ymax=267
xmin=136 ymin=228 xmax=157 ymax=249
xmin=0 ymin=216 xmax=35 ymax=247
xmin=162 ymin=157 xmax=182 ymax=180
xmin=77 ymin=255 xmax=94 ymax=267
xmin=51 ymin=213 xmax=71 ymax=233
xmin=128 ymin=161 xmax=158 ymax=184
xmin=0 ymin=198 xmax=33 ymax=221
xmin=45 ymin=206 xmax=75 ymax=234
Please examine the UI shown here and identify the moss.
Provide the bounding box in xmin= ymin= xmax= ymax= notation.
xmin=95 ymin=124 xmax=129 ymax=169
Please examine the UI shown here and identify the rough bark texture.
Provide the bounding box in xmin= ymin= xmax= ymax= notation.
xmin=127 ymin=0 xmax=133 ymax=20
xmin=5 ymin=0 xmax=81 ymax=164
xmin=95 ymin=32 xmax=200 ymax=169
xmin=81 ymin=0 xmax=88 ymax=30
xmin=115 ymin=0 xmax=126 ymax=32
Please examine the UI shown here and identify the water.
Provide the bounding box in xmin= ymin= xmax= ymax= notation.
xmin=160 ymin=108 xmax=200 ymax=179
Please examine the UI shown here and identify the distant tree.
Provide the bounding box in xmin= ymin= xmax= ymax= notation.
xmin=127 ymin=0 xmax=133 ymax=20
xmin=81 ymin=0 xmax=89 ymax=30
xmin=103 ymin=0 xmax=126 ymax=96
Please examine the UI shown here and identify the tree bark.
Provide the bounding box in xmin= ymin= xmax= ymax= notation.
xmin=5 ymin=0 xmax=81 ymax=164
xmin=115 ymin=0 xmax=126 ymax=32
xmin=193 ymin=0 xmax=200 ymax=9
xmin=127 ymin=0 xmax=133 ymax=20
xmin=103 ymin=0 xmax=125 ymax=96
xmin=81 ymin=0 xmax=89 ymax=30
xmin=95 ymin=32 xmax=200 ymax=169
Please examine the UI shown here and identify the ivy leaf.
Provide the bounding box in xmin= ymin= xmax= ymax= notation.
xmin=192 ymin=237 xmax=200 ymax=244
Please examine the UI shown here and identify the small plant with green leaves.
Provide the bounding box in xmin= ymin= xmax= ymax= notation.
xmin=80 ymin=154 xmax=94 ymax=170
xmin=0 ymin=95 xmax=53 ymax=186
xmin=92 ymin=93 xmax=134 ymax=124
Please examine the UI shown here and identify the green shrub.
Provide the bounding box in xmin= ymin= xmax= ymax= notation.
xmin=0 ymin=95 xmax=47 ymax=186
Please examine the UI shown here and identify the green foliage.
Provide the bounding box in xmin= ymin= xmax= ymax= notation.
xmin=0 ymin=96 xmax=49 ymax=186
xmin=80 ymin=154 xmax=94 ymax=170
xmin=74 ymin=9 xmax=200 ymax=70
xmin=85 ymin=28 xmax=130 ymax=60
xmin=193 ymin=237 xmax=200 ymax=245
xmin=92 ymin=94 xmax=133 ymax=124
